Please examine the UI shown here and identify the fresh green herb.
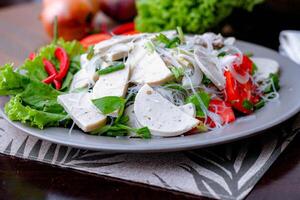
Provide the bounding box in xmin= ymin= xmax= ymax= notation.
xmin=145 ymin=41 xmax=155 ymax=53
xmin=202 ymin=74 xmax=212 ymax=86
xmin=170 ymin=67 xmax=184 ymax=80
xmin=86 ymin=45 xmax=95 ymax=60
xmin=186 ymin=91 xmax=210 ymax=117
xmin=60 ymin=72 xmax=73 ymax=91
xmin=97 ymin=63 xmax=125 ymax=75
xmin=252 ymin=63 xmax=258 ymax=75
xmin=155 ymin=33 xmax=170 ymax=45
xmin=218 ymin=52 xmax=227 ymax=57
xmin=92 ymin=96 xmax=125 ymax=115
xmin=53 ymin=16 xmax=58 ymax=45
xmin=167 ymin=37 xmax=180 ymax=48
xmin=176 ymin=26 xmax=185 ymax=44
xmin=136 ymin=127 xmax=151 ymax=139
xmin=155 ymin=33 xmax=180 ymax=48
xmin=163 ymin=83 xmax=188 ymax=94
xmin=264 ymin=73 xmax=280 ymax=93
xmin=254 ymin=100 xmax=265 ymax=110
xmin=242 ymin=100 xmax=254 ymax=110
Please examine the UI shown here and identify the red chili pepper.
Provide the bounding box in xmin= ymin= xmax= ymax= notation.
xmin=121 ymin=30 xmax=140 ymax=35
xmin=53 ymin=79 xmax=62 ymax=90
xmin=42 ymin=74 xmax=56 ymax=84
xmin=111 ymin=22 xmax=135 ymax=35
xmin=29 ymin=52 xmax=36 ymax=60
xmin=42 ymin=59 xmax=58 ymax=75
xmin=80 ymin=33 xmax=112 ymax=48
xmin=54 ymin=47 xmax=70 ymax=81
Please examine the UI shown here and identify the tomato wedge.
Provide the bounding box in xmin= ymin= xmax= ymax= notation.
xmin=224 ymin=55 xmax=258 ymax=114
xmin=207 ymin=99 xmax=236 ymax=128
xmin=111 ymin=22 xmax=135 ymax=35
xmin=80 ymin=33 xmax=112 ymax=48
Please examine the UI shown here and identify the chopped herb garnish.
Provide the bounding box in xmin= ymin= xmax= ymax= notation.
xmin=176 ymin=26 xmax=185 ymax=44
xmin=218 ymin=52 xmax=227 ymax=57
xmin=170 ymin=67 xmax=184 ymax=80
xmin=145 ymin=41 xmax=155 ymax=53
xmin=242 ymin=100 xmax=254 ymax=110
xmin=86 ymin=45 xmax=95 ymax=60
xmin=136 ymin=127 xmax=151 ymax=139
xmin=92 ymin=96 xmax=151 ymax=139
xmin=155 ymin=33 xmax=180 ymax=48
xmin=252 ymin=63 xmax=258 ymax=75
xmin=163 ymin=83 xmax=188 ymax=94
xmin=97 ymin=63 xmax=125 ymax=75
xmin=92 ymin=96 xmax=125 ymax=115
xmin=264 ymin=73 xmax=280 ymax=93
xmin=202 ymin=74 xmax=212 ymax=86
xmin=186 ymin=91 xmax=210 ymax=117
xmin=254 ymin=100 xmax=265 ymax=110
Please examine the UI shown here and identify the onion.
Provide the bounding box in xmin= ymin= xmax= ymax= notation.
xmin=40 ymin=0 xmax=99 ymax=40
xmin=99 ymin=0 xmax=137 ymax=22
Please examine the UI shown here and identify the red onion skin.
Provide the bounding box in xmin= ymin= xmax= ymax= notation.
xmin=99 ymin=0 xmax=137 ymax=22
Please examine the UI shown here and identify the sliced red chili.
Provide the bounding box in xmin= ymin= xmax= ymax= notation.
xmin=42 ymin=58 xmax=57 ymax=75
xmin=112 ymin=22 xmax=135 ymax=35
xmin=42 ymin=74 xmax=56 ymax=84
xmin=80 ymin=33 xmax=112 ymax=48
xmin=28 ymin=52 xmax=36 ymax=61
xmin=53 ymin=79 xmax=62 ymax=90
xmin=54 ymin=47 xmax=70 ymax=81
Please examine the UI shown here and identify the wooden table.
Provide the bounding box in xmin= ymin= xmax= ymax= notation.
xmin=0 ymin=3 xmax=300 ymax=200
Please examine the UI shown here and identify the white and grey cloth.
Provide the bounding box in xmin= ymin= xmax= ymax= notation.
xmin=0 ymin=33 xmax=299 ymax=200
xmin=279 ymin=30 xmax=300 ymax=65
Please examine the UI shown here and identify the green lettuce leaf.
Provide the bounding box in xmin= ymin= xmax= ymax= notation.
xmin=18 ymin=39 xmax=84 ymax=91
xmin=5 ymin=95 xmax=67 ymax=129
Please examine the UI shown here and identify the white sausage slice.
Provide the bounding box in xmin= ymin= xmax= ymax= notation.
xmin=134 ymin=84 xmax=199 ymax=137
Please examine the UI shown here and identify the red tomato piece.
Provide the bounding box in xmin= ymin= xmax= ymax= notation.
xmin=80 ymin=33 xmax=112 ymax=48
xmin=208 ymin=99 xmax=236 ymax=127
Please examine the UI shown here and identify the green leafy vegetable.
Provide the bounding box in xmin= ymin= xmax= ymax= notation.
xmin=186 ymin=91 xmax=210 ymax=117
xmin=155 ymin=33 xmax=180 ymax=48
xmin=218 ymin=52 xmax=227 ymax=57
xmin=176 ymin=26 xmax=185 ymax=44
xmin=0 ymin=64 xmax=30 ymax=95
xmin=170 ymin=67 xmax=184 ymax=80
xmin=264 ymin=73 xmax=280 ymax=93
xmin=136 ymin=127 xmax=151 ymax=139
xmin=163 ymin=83 xmax=188 ymax=94
xmin=202 ymin=74 xmax=212 ymax=86
xmin=97 ymin=63 xmax=125 ymax=75
xmin=252 ymin=63 xmax=258 ymax=75
xmin=242 ymin=100 xmax=254 ymax=110
xmin=0 ymin=64 xmax=68 ymax=129
xmin=5 ymin=95 xmax=67 ymax=129
xmin=18 ymin=39 xmax=84 ymax=91
xmin=135 ymin=0 xmax=263 ymax=33
xmin=254 ymin=100 xmax=265 ymax=110
xmin=86 ymin=45 xmax=95 ymax=60
xmin=92 ymin=96 xmax=125 ymax=115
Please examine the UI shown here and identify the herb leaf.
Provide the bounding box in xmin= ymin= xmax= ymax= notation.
xmin=155 ymin=33 xmax=180 ymax=48
xmin=92 ymin=96 xmax=125 ymax=115
xmin=176 ymin=26 xmax=184 ymax=44
xmin=202 ymin=74 xmax=212 ymax=86
xmin=264 ymin=73 xmax=280 ymax=93
xmin=97 ymin=63 xmax=125 ymax=75
xmin=170 ymin=67 xmax=184 ymax=80
xmin=86 ymin=45 xmax=95 ymax=60
xmin=242 ymin=100 xmax=254 ymax=110
xmin=136 ymin=127 xmax=151 ymax=139
xmin=186 ymin=91 xmax=210 ymax=117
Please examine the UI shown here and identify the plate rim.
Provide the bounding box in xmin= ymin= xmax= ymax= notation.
xmin=1 ymin=40 xmax=300 ymax=152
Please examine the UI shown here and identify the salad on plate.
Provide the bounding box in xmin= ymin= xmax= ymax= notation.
xmin=0 ymin=28 xmax=280 ymax=139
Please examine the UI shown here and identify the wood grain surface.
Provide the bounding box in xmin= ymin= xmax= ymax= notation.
xmin=0 ymin=2 xmax=300 ymax=200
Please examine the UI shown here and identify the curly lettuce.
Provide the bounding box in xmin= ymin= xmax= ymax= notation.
xmin=0 ymin=39 xmax=84 ymax=129
xmin=5 ymin=95 xmax=67 ymax=129
xmin=135 ymin=0 xmax=264 ymax=33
